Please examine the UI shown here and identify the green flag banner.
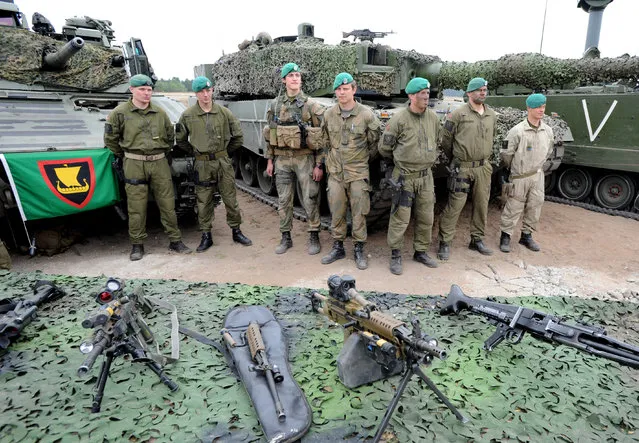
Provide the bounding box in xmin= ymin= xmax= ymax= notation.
xmin=0 ymin=149 xmax=120 ymax=220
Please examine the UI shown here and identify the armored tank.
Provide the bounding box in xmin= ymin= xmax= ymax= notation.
xmin=195 ymin=23 xmax=571 ymax=226
xmin=0 ymin=1 xmax=191 ymax=251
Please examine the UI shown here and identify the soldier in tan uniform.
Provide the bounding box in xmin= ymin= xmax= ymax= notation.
xmin=265 ymin=62 xmax=325 ymax=255
xmin=104 ymin=74 xmax=190 ymax=261
xmin=0 ymin=240 xmax=11 ymax=270
xmin=320 ymin=72 xmax=380 ymax=270
xmin=379 ymin=77 xmax=441 ymax=275
xmin=176 ymin=76 xmax=252 ymax=252
xmin=437 ymin=77 xmax=497 ymax=261
xmin=499 ymin=93 xmax=553 ymax=252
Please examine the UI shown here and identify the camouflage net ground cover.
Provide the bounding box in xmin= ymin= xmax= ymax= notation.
xmin=440 ymin=53 xmax=639 ymax=91
xmin=0 ymin=28 xmax=128 ymax=91
xmin=211 ymin=39 xmax=440 ymax=98
xmin=1 ymin=270 xmax=637 ymax=442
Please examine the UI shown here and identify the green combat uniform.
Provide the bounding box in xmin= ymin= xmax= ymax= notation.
xmin=265 ymin=91 xmax=324 ymax=233
xmin=379 ymin=106 xmax=441 ymax=258
xmin=438 ymin=101 xmax=497 ymax=251
xmin=104 ymin=75 xmax=185 ymax=258
xmin=0 ymin=240 xmax=11 ymax=270
xmin=176 ymin=102 xmax=244 ymax=232
xmin=499 ymin=93 xmax=553 ymax=253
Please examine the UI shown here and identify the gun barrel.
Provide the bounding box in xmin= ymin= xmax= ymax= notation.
xmin=78 ymin=332 xmax=110 ymax=377
xmin=43 ymin=37 xmax=84 ymax=70
xmin=414 ymin=338 xmax=448 ymax=360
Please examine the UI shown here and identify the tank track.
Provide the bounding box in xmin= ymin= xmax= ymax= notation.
xmin=545 ymin=195 xmax=639 ymax=221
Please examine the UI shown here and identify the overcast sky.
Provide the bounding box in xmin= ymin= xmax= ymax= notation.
xmin=16 ymin=0 xmax=639 ymax=80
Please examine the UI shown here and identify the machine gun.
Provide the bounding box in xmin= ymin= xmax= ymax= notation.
xmin=0 ymin=280 xmax=66 ymax=349
xmin=342 ymin=29 xmax=395 ymax=43
xmin=309 ymin=275 xmax=467 ymax=443
xmin=440 ymin=284 xmax=639 ymax=368
xmin=77 ymin=278 xmax=178 ymax=413
xmin=247 ymin=322 xmax=286 ymax=422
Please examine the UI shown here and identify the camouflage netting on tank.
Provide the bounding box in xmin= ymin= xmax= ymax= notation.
xmin=1 ymin=271 xmax=637 ymax=442
xmin=212 ymin=39 xmax=440 ymax=97
xmin=440 ymin=53 xmax=639 ymax=91
xmin=0 ymin=28 xmax=128 ymax=91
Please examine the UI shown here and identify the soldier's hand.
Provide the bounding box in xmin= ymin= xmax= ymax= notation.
xmin=312 ymin=164 xmax=324 ymax=182
xmin=266 ymin=159 xmax=274 ymax=177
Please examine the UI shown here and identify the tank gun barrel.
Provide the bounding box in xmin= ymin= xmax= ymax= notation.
xmin=43 ymin=37 xmax=84 ymax=70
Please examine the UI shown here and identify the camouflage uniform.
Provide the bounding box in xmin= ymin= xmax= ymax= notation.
xmin=176 ymin=102 xmax=244 ymax=232
xmin=500 ymin=119 xmax=553 ymax=236
xmin=104 ymin=99 xmax=182 ymax=244
xmin=379 ymin=107 xmax=441 ymax=252
xmin=0 ymin=240 xmax=11 ymax=270
xmin=265 ymin=91 xmax=324 ymax=233
xmin=438 ymin=103 xmax=497 ymax=243
xmin=322 ymin=102 xmax=380 ymax=243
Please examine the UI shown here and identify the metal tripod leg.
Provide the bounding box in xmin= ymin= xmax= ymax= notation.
xmin=145 ymin=360 xmax=179 ymax=392
xmin=413 ymin=364 xmax=469 ymax=423
xmin=91 ymin=352 xmax=114 ymax=413
xmin=372 ymin=364 xmax=414 ymax=443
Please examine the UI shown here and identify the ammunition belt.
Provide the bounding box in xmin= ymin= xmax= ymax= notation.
xmin=195 ymin=151 xmax=228 ymax=161
xmin=273 ymin=148 xmax=314 ymax=157
xmin=457 ymin=158 xmax=487 ymax=168
xmin=511 ymin=169 xmax=540 ymax=180
xmin=124 ymin=152 xmax=166 ymax=161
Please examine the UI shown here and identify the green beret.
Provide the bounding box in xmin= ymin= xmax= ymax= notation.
xmin=405 ymin=77 xmax=431 ymax=94
xmin=281 ymin=62 xmax=300 ymax=78
xmin=333 ymin=72 xmax=354 ymax=90
xmin=129 ymin=74 xmax=153 ymax=87
xmin=526 ymin=93 xmax=547 ymax=109
xmin=466 ymin=77 xmax=488 ymax=92
xmin=192 ymin=76 xmax=213 ymax=92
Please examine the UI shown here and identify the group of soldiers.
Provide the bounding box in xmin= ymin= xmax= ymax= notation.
xmin=101 ymin=63 xmax=554 ymax=274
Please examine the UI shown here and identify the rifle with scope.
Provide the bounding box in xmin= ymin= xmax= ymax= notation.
xmin=0 ymin=280 xmax=66 ymax=349
xmin=77 ymin=278 xmax=178 ymax=413
xmin=440 ymin=284 xmax=639 ymax=368
xmin=308 ymin=275 xmax=467 ymax=443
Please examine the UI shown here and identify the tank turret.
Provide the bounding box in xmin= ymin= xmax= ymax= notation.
xmin=42 ymin=36 xmax=84 ymax=70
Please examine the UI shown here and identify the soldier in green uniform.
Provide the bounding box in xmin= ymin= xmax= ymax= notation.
xmin=379 ymin=77 xmax=441 ymax=275
xmin=176 ymin=76 xmax=252 ymax=252
xmin=499 ymin=93 xmax=553 ymax=253
xmin=104 ymin=74 xmax=191 ymax=261
xmin=264 ymin=62 xmax=325 ymax=255
xmin=437 ymin=77 xmax=497 ymax=260
xmin=0 ymin=240 xmax=11 ymax=270
xmin=320 ymin=73 xmax=380 ymax=270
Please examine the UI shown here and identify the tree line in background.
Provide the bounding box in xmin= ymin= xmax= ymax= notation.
xmin=154 ymin=78 xmax=192 ymax=92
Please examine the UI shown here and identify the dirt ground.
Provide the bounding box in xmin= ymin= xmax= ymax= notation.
xmin=8 ymin=191 xmax=639 ymax=301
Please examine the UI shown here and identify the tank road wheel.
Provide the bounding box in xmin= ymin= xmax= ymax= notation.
xmin=593 ymin=174 xmax=636 ymax=210
xmin=256 ymin=157 xmax=276 ymax=195
xmin=544 ymin=171 xmax=558 ymax=194
xmin=557 ymin=168 xmax=592 ymax=201
xmin=239 ymin=150 xmax=257 ymax=186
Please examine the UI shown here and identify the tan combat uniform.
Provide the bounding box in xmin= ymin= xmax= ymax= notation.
xmin=322 ymin=102 xmax=380 ymax=243
xmin=438 ymin=103 xmax=497 ymax=243
xmin=265 ymin=92 xmax=324 ymax=233
xmin=500 ymin=119 xmax=553 ymax=235
xmin=104 ymin=99 xmax=182 ymax=244
xmin=379 ymin=107 xmax=441 ymax=251
xmin=176 ymin=102 xmax=244 ymax=232
xmin=0 ymin=240 xmax=11 ymax=270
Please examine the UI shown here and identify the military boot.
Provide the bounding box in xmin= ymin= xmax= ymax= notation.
xmin=413 ymin=251 xmax=438 ymax=268
xmin=519 ymin=232 xmax=540 ymax=252
xmin=232 ymin=228 xmax=252 ymax=246
xmin=308 ymin=231 xmax=321 ymax=255
xmin=130 ymin=244 xmax=144 ymax=261
xmin=169 ymin=240 xmax=192 ymax=254
xmin=196 ymin=232 xmax=213 ymax=253
xmin=469 ymin=238 xmax=493 ymax=256
xmin=437 ymin=242 xmax=450 ymax=261
xmin=321 ymin=241 xmax=345 ymax=264
xmin=275 ymin=232 xmax=293 ymax=254
xmin=499 ymin=232 xmax=511 ymax=253
xmin=389 ymin=249 xmax=402 ymax=275
xmin=354 ymin=242 xmax=368 ymax=270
